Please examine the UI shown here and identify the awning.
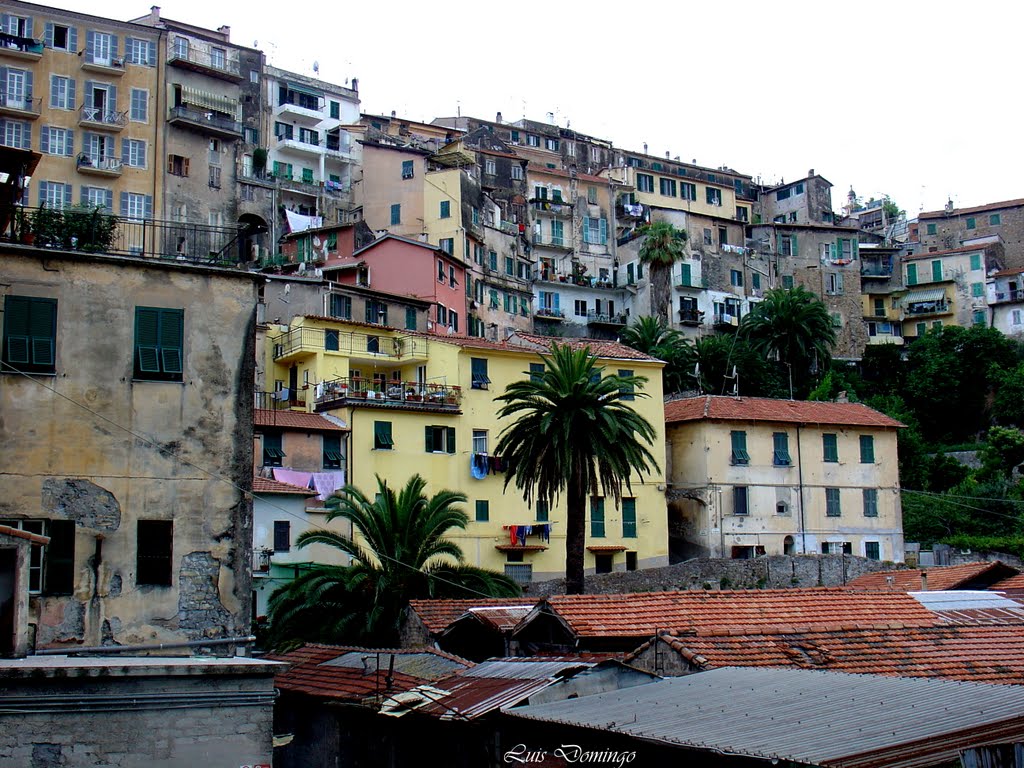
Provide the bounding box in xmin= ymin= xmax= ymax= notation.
xmin=904 ymin=288 xmax=946 ymax=304
xmin=180 ymin=86 xmax=240 ymax=118
xmin=286 ymin=81 xmax=323 ymax=99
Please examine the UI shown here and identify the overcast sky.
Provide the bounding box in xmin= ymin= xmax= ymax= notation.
xmin=51 ymin=0 xmax=1023 ymax=216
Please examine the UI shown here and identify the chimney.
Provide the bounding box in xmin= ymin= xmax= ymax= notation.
xmin=643 ymin=142 xmax=648 ymax=154
xmin=217 ymin=25 xmax=231 ymax=40
xmin=665 ymin=151 xmax=670 ymax=159
xmin=390 ymin=110 xmax=396 ymax=119
xmin=808 ymin=169 xmax=815 ymax=177
xmin=351 ymin=78 xmax=358 ymax=92
xmin=496 ymin=111 xmax=502 ymax=123
xmin=945 ymin=199 xmax=954 ymax=213
xmin=150 ymin=5 xmax=161 ymax=21
xmin=920 ymin=571 xmax=928 ymax=591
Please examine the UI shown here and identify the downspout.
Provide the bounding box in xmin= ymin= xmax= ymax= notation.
xmin=154 ymin=28 xmax=166 ymax=222
xmin=796 ymin=424 xmax=807 ymax=554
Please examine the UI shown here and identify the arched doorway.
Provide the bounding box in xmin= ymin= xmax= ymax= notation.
xmin=238 ymin=213 xmax=269 ymax=264
xmin=783 ymin=535 xmax=795 ymax=556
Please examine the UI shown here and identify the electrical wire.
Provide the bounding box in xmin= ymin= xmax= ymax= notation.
xmin=0 ymin=360 xmax=512 ymax=600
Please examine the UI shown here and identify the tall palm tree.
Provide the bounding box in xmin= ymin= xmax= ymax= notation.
xmin=619 ymin=316 xmax=691 ymax=394
xmin=495 ymin=343 xmax=659 ymax=595
xmin=740 ymin=286 xmax=836 ymax=395
xmin=266 ymin=474 xmax=519 ymax=648
xmin=638 ymin=220 xmax=688 ymax=324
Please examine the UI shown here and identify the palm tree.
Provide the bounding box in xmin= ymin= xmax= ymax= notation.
xmin=495 ymin=343 xmax=659 ymax=594
xmin=266 ymin=474 xmax=519 ymax=648
xmin=619 ymin=316 xmax=691 ymax=394
xmin=638 ymin=220 xmax=688 ymax=324
xmin=740 ymin=286 xmax=836 ymax=395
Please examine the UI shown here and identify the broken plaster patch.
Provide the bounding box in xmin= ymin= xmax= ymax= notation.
xmin=41 ymin=478 xmax=121 ymax=531
xmin=177 ymin=551 xmax=231 ymax=639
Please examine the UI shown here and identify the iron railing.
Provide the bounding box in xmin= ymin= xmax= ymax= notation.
xmin=254 ymin=391 xmax=306 ymax=411
xmin=79 ymin=104 xmax=127 ymax=127
xmin=168 ymin=105 xmax=242 ymax=136
xmin=0 ymin=32 xmax=44 ymax=55
xmin=0 ymin=93 xmax=40 ymax=114
xmin=315 ymin=377 xmax=462 ymax=409
xmin=167 ymin=43 xmax=240 ymax=76
xmin=273 ymin=327 xmax=426 ymax=360
xmin=586 ymin=311 xmax=627 ymax=325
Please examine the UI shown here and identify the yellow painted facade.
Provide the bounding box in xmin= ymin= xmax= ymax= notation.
xmin=0 ymin=1 xmax=162 ymax=216
xmin=616 ymin=166 xmax=740 ymax=221
xmin=667 ymin=414 xmax=903 ymax=562
xmin=261 ymin=317 xmax=669 ymax=584
xmin=423 ymin=167 xmax=465 ymax=262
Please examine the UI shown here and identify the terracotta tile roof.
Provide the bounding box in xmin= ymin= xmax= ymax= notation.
xmin=252 ymin=476 xmax=317 ymax=496
xmin=267 ymin=643 xmax=473 ymax=702
xmin=443 ymin=606 xmax=536 ymax=634
xmin=847 ymin=562 xmax=1019 ymax=592
xmin=664 ymin=396 xmax=904 ymax=428
xmin=533 ymin=588 xmax=938 ymax=639
xmin=510 ymin=333 xmax=660 ymax=362
xmin=991 ymin=267 xmax=1024 ymax=278
xmin=903 ymin=244 xmax=993 ymax=261
xmin=526 ymin=163 xmax=608 ymax=185
xmin=646 ymin=624 xmax=1024 ymax=685
xmin=408 ymin=599 xmax=540 ymax=635
xmin=254 ymin=408 xmax=347 ymax=431
xmin=919 ymin=198 xmax=1024 ymax=219
xmin=993 ymin=573 xmax=1024 ymax=592
xmin=0 ymin=524 xmax=49 ymax=546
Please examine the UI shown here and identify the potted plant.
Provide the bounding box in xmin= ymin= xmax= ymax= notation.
xmin=31 ymin=204 xmax=64 ymax=248
xmin=16 ymin=208 xmax=34 ymax=245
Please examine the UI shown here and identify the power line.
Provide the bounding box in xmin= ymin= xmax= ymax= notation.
xmin=0 ymin=360 xmax=510 ymax=601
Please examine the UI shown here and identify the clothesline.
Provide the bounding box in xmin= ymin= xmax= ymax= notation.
xmin=502 ymin=524 xmax=552 ymax=545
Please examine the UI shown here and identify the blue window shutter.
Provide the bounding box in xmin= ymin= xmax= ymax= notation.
xmin=0 ymin=68 xmax=7 ymax=95
xmin=121 ymin=138 xmax=129 ymax=164
xmin=80 ymin=186 xmax=88 ymax=205
xmin=144 ymin=195 xmax=152 ymax=219
xmin=24 ymin=71 xmax=32 ymax=100
xmin=24 ymin=18 xmax=32 ymax=38
xmin=120 ymin=191 xmax=129 ymax=216
xmin=85 ymin=30 xmax=95 ymax=60
xmin=37 ymin=180 xmax=47 ymax=206
xmin=553 ymin=293 xmax=560 ymax=311
xmin=67 ymin=79 xmax=76 ymax=110
xmin=124 ymin=37 xmax=134 ymax=60
xmin=83 ymin=80 xmax=94 ymax=108
xmin=108 ymin=84 xmax=117 ymax=108
xmin=68 ymin=27 xmax=78 ymax=51
xmin=147 ymin=41 xmax=155 ymax=66
xmin=44 ymin=22 xmax=53 ymax=48
xmin=63 ymin=184 xmax=71 ymax=207
xmin=40 ymin=126 xmax=49 ymax=154
xmin=104 ymin=189 xmax=112 ymax=212
xmin=67 ymin=129 xmax=73 ymax=156
xmin=110 ymin=34 xmax=118 ymax=56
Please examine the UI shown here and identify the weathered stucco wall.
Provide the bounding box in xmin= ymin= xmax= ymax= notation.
xmin=0 ymin=248 xmax=257 ymax=649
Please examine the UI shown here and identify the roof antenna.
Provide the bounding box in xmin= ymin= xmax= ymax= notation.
xmin=724 ymin=365 xmax=739 ymax=398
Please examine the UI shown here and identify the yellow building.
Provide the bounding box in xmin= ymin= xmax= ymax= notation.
xmin=665 ymin=396 xmax=904 ymax=563
xmin=0 ymin=1 xmax=162 ymax=218
xmin=902 ymin=244 xmax=1003 ymax=339
xmin=259 ymin=317 xmax=669 ymax=585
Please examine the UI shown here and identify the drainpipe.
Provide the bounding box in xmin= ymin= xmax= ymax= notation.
xmin=796 ymin=424 xmax=807 ymax=554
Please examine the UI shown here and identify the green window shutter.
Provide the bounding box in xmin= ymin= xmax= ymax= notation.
xmin=530 ymin=362 xmax=544 ymax=382
xmin=3 ymin=296 xmax=32 ymax=364
xmin=680 ymin=262 xmax=691 ymax=286
xmin=405 ymin=307 xmax=417 ymax=330
xmin=790 ymin=234 xmax=797 ymax=253
xmin=826 ymin=488 xmax=841 ymax=517
xmin=424 ymin=426 xmax=434 ymax=452
xmin=475 ymin=500 xmax=489 ymax=522
xmin=859 ymin=435 xmax=875 ymax=463
xmin=4 ymin=296 xmax=56 ymax=369
xmin=907 ymin=264 xmax=917 ymax=285
xmin=622 ymin=498 xmax=637 ymax=538
xmin=782 ymin=275 xmax=794 ymax=289
xmin=134 ymin=307 xmax=161 ymax=373
xmin=863 ymin=489 xmax=878 ymax=517
xmin=931 ymin=260 xmax=942 ymax=282
xmin=43 ymin=519 xmax=75 ymax=595
xmin=374 ymin=421 xmax=393 ymax=449
xmin=590 ymin=497 xmax=605 ymax=538
xmin=730 ymin=430 xmax=749 ymax=464
xmin=158 ymin=309 xmax=183 ymax=373
xmin=536 ymin=500 xmax=549 ymax=521
xmin=446 ymin=426 xmax=456 ymax=454
xmin=823 ymin=433 xmax=838 ymax=462
xmin=773 ymin=432 xmax=791 ymax=465
xmin=970 ymin=253 xmax=981 ymax=270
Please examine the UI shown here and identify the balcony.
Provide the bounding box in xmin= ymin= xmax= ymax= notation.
xmin=252 ymin=548 xmax=272 ymax=573
xmin=0 ymin=93 xmax=39 ymax=119
xmin=81 ymin=53 xmax=126 ymax=76
xmin=254 ymin=390 xmax=306 ymax=411
xmin=532 ymin=235 xmax=572 ymax=251
xmin=678 ymin=308 xmax=704 ymax=326
xmin=78 ymin=105 xmax=127 ymax=132
xmin=325 ymin=136 xmax=356 ymax=162
xmin=531 ymin=198 xmax=573 ymax=217
xmin=76 ymin=153 xmax=122 ymax=177
xmin=167 ymin=44 xmax=242 ymax=82
xmin=277 ymin=136 xmax=324 ymax=157
xmin=0 ymin=33 xmax=43 ymax=60
xmin=315 ymin=376 xmax=462 ymax=413
xmin=167 ymin=105 xmax=242 ymax=140
xmin=713 ymin=312 xmax=741 ymax=329
xmin=586 ymin=311 xmax=627 ymax=327
xmin=535 ymin=307 xmax=565 ymax=321
xmin=904 ymin=301 xmax=952 ymax=317
xmin=861 ymin=262 xmax=894 ymax=279
xmin=275 ymin=98 xmax=323 ymax=124
xmin=272 ymin=327 xmax=427 ymax=364
xmin=992 ymin=288 xmax=1024 ymax=305
xmin=867 ymin=335 xmax=904 ymax=346
xmin=616 ymin=202 xmax=646 ymax=220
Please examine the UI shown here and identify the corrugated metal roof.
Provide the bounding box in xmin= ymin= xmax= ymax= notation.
xmin=319 ymin=650 xmax=468 ymax=681
xmin=911 ymin=590 xmax=1024 ymax=612
xmin=459 ymin=658 xmax=593 ymax=680
xmin=506 ymin=667 xmax=1024 ymax=767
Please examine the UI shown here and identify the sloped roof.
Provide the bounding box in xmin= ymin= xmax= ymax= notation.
xmin=506 ymin=666 xmax=1024 ymax=767
xmin=525 ymin=589 xmax=938 ymax=639
xmin=441 ymin=605 xmax=536 ymax=635
xmin=992 ymin=573 xmax=1024 ymax=593
xmin=407 ymin=599 xmax=540 ymax=636
xmin=903 ymin=244 xmax=993 ymax=261
xmin=509 ymin=333 xmax=660 ymax=362
xmin=919 ymin=198 xmax=1024 ymax=219
xmin=909 ymin=590 xmax=1024 ymax=624
xmin=638 ymin=623 xmax=1024 ymax=686
xmin=847 ymin=561 xmax=1019 ymax=592
xmin=267 ymin=644 xmax=472 ymax=702
xmin=254 ymin=409 xmax=347 ymax=431
xmin=251 ymin=476 xmax=317 ymax=496
xmin=664 ymin=396 xmax=904 ymax=428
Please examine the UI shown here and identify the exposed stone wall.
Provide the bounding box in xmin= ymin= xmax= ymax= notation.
xmin=525 ymin=555 xmax=903 ymax=597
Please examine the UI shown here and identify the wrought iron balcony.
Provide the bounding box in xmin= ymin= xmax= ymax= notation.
xmin=0 ymin=93 xmax=40 ymax=118
xmin=314 ymin=377 xmax=462 ymax=411
xmin=168 ymin=105 xmax=242 ymax=139
xmin=78 ymin=105 xmax=127 ymax=131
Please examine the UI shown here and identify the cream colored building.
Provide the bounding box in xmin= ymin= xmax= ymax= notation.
xmin=665 ymin=396 xmax=904 ymax=563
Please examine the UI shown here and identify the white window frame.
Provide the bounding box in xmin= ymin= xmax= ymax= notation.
xmin=472 ymin=429 xmax=488 ymax=454
xmin=125 ymin=192 xmax=146 ymax=220
xmin=45 ymin=126 xmax=72 ymax=156
xmin=50 ymin=76 xmax=72 ymax=110
xmin=92 ymin=32 xmax=114 ymax=65
xmin=124 ymin=138 xmax=146 ymax=168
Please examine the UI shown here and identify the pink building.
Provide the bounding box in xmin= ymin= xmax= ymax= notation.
xmin=323 ymin=234 xmax=468 ymax=335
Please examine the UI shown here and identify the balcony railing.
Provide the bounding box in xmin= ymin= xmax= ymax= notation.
xmin=167 ymin=44 xmax=241 ymax=80
xmin=861 ymin=264 xmax=894 ymax=278
xmin=532 ymin=235 xmax=572 ymax=250
xmin=0 ymin=32 xmax=44 ymax=58
xmin=713 ymin=312 xmax=741 ymax=327
xmin=0 ymin=93 xmax=40 ymax=116
xmin=678 ymin=308 xmax=704 ymax=325
xmin=315 ymin=377 xmax=462 ymax=410
xmin=586 ymin=311 xmax=627 ymax=326
xmin=79 ymin=105 xmax=127 ymax=129
xmin=2 ymin=205 xmax=244 ymax=265
xmin=252 ymin=548 xmax=272 ymax=573
xmin=168 ymin=105 xmax=242 ymax=139
xmin=273 ymin=327 xmax=426 ymax=361
xmin=905 ymin=301 xmax=951 ymax=316
xmin=531 ymin=199 xmax=572 ymax=215
xmin=993 ymin=289 xmax=1024 ymax=304
xmin=254 ymin=390 xmax=306 ymax=411
xmin=535 ymin=307 xmax=565 ymax=320
xmin=76 ymin=153 xmax=123 ymax=175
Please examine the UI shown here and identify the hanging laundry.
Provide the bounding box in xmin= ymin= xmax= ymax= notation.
xmin=471 ymin=453 xmax=488 ymax=480
xmin=311 ymin=471 xmax=345 ymax=500
xmin=508 ymin=525 xmax=518 ymax=546
xmin=272 ymin=469 xmax=313 ymax=488
xmin=538 ymin=524 xmax=550 ymax=543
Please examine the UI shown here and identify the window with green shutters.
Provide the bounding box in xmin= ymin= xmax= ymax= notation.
xmin=679 ymin=262 xmax=692 ymax=287
xmin=782 ymin=275 xmax=794 ymax=289
xmin=329 ymin=294 xmax=351 ymax=320
xmin=752 ymin=272 xmax=761 ymax=290
xmin=440 ymin=200 xmax=450 ymax=218
xmin=931 ymin=260 xmax=942 ymax=282
xmin=471 ymin=358 xmax=490 ymax=389
xmin=971 ymin=282 xmax=983 ymax=297
xmin=262 ymin=432 xmax=285 ymax=467
xmin=973 ymin=310 xmax=986 ymax=326
xmin=530 ymin=362 xmax=545 ymax=382
xmin=302 ymin=167 xmax=314 ymax=184
xmin=990 ymin=214 xmax=1001 ymax=225
xmin=2 ymin=295 xmax=57 ymax=373
xmin=823 ymin=433 xmax=838 ymax=462
xmin=859 ymin=435 xmax=875 ymax=463
xmin=324 ymin=329 xmax=339 ymax=351
xmin=590 ymin=497 xmax=605 ymax=538
xmin=536 ymin=499 xmax=549 ymax=522
xmin=825 ymin=488 xmax=841 ymax=517
xmin=622 ymin=498 xmax=637 ymax=538
xmin=865 ymin=541 xmax=880 ymax=560
xmin=390 ymin=203 xmax=401 ymax=225
xmin=773 ymin=432 xmax=791 ymax=465
xmin=134 ymin=307 xmax=183 ymax=381
xmin=730 ymin=430 xmax=749 ymax=465
xmin=475 ymin=500 xmax=489 ymax=522
xmin=907 ymin=263 xmax=917 ymax=285
xmin=373 ymin=421 xmax=394 ymax=450
xmin=966 ymin=217 xmax=976 ymax=230
xmin=405 ymin=307 xmax=417 ymax=331
xmin=323 ymin=433 xmax=343 ymax=468
xmin=926 ymin=223 xmax=936 ymax=235
xmin=916 ymin=322 xmax=927 ymax=336
xmin=863 ymin=488 xmax=878 ymax=518
xmin=489 ymin=251 xmax=498 ymax=270
xmin=733 ymin=486 xmax=748 ymax=515
xmin=618 ymin=369 xmax=635 ymax=400
xmin=970 ymin=253 xmax=982 ymax=271
xmin=424 ymin=425 xmax=456 ymax=454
